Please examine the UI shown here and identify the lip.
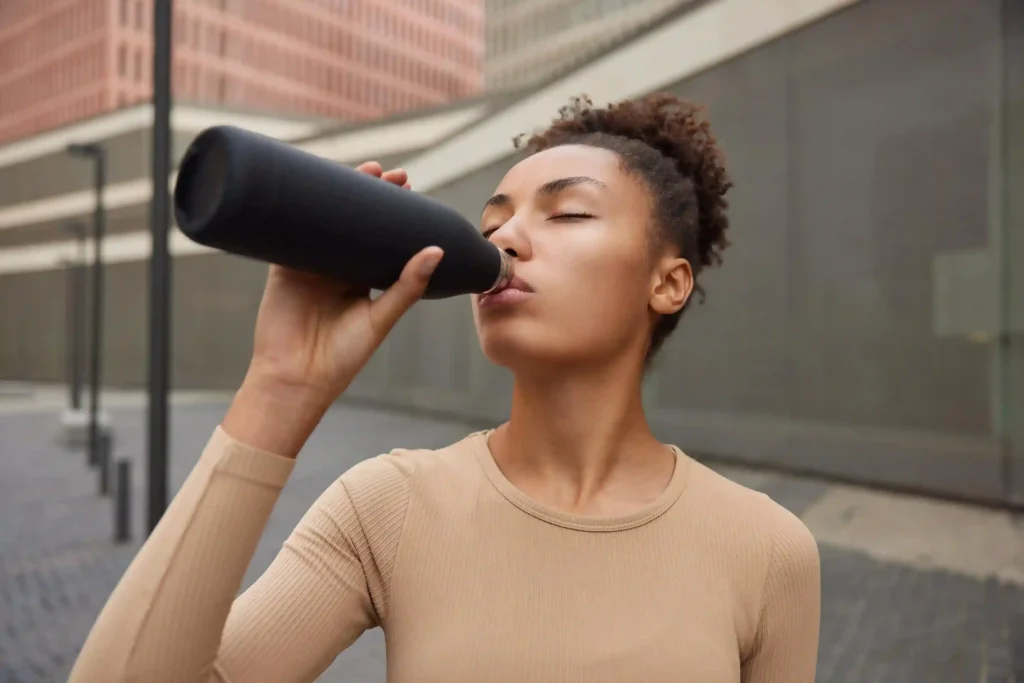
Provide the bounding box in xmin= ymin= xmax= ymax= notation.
xmin=478 ymin=275 xmax=534 ymax=308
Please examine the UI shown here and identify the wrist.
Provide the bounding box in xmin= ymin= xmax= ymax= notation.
xmin=241 ymin=365 xmax=338 ymax=410
xmin=222 ymin=372 xmax=334 ymax=458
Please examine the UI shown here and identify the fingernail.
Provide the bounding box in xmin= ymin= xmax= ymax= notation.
xmin=419 ymin=252 xmax=442 ymax=277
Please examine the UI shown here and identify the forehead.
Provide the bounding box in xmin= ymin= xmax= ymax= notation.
xmin=496 ymin=144 xmax=628 ymax=193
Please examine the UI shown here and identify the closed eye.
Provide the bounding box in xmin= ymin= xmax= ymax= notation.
xmin=482 ymin=213 xmax=595 ymax=238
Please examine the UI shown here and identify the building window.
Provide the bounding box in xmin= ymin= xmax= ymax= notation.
xmin=135 ymin=1 xmax=144 ymax=30
xmin=117 ymin=43 xmax=127 ymax=76
xmin=174 ymin=11 xmax=185 ymax=44
xmin=134 ymin=50 xmax=143 ymax=82
xmin=120 ymin=0 xmax=129 ymax=26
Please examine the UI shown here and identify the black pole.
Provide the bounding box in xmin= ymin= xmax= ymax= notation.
xmin=114 ymin=459 xmax=132 ymax=544
xmin=87 ymin=150 xmax=106 ymax=469
xmin=62 ymin=259 xmax=79 ymax=411
xmin=75 ymin=228 xmax=88 ymax=410
xmin=63 ymin=222 xmax=86 ymax=411
xmin=147 ymin=0 xmax=173 ymax=535
xmin=98 ymin=432 xmax=112 ymax=497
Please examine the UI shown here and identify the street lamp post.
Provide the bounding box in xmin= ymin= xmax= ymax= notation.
xmin=61 ymin=220 xmax=87 ymax=412
xmin=148 ymin=0 xmax=174 ymax=534
xmin=67 ymin=142 xmax=107 ymax=469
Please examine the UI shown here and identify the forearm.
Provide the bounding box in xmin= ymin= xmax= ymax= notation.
xmin=69 ymin=427 xmax=295 ymax=683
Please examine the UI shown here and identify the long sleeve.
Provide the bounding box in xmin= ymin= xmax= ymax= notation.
xmin=68 ymin=427 xmax=295 ymax=682
xmin=741 ymin=507 xmax=822 ymax=683
xmin=68 ymin=427 xmax=409 ymax=683
xmin=214 ymin=451 xmax=414 ymax=682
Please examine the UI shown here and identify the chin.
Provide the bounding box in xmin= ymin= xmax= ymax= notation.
xmin=475 ymin=326 xmax=602 ymax=372
xmin=477 ymin=326 xmax=558 ymax=370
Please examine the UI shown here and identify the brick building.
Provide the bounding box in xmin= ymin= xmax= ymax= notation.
xmin=0 ymin=0 xmax=484 ymax=144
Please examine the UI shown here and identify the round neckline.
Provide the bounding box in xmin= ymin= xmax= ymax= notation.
xmin=471 ymin=430 xmax=691 ymax=532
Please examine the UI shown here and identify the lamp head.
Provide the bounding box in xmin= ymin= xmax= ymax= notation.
xmin=67 ymin=142 xmax=102 ymax=157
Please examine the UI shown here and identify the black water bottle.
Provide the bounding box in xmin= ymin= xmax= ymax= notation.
xmin=172 ymin=125 xmax=513 ymax=299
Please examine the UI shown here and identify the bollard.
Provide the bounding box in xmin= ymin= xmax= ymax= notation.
xmin=97 ymin=432 xmax=111 ymax=497
xmin=114 ymin=459 xmax=132 ymax=544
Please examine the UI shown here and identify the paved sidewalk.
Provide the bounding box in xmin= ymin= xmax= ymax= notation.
xmin=0 ymin=389 xmax=1021 ymax=682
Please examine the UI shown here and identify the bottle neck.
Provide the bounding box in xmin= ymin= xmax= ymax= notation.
xmin=483 ymin=248 xmax=514 ymax=294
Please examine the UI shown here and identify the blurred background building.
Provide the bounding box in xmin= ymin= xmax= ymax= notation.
xmin=485 ymin=0 xmax=690 ymax=90
xmin=0 ymin=0 xmax=1021 ymax=506
xmin=0 ymin=0 xmax=485 ymax=144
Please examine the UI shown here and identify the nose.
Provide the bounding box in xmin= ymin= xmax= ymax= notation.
xmin=488 ymin=217 xmax=532 ymax=261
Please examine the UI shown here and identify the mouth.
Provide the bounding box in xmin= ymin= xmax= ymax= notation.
xmin=477 ymin=275 xmax=534 ymax=308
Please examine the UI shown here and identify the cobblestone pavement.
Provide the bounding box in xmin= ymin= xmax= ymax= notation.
xmin=0 ymin=394 xmax=1021 ymax=682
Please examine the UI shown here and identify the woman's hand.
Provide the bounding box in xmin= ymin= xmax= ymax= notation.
xmin=223 ymin=163 xmax=443 ymax=456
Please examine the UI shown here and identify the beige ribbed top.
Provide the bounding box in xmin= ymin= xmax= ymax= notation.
xmin=69 ymin=427 xmax=821 ymax=683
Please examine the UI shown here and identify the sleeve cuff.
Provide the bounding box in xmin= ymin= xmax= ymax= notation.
xmin=204 ymin=425 xmax=297 ymax=489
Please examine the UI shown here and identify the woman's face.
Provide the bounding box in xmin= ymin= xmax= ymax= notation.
xmin=472 ymin=144 xmax=692 ymax=371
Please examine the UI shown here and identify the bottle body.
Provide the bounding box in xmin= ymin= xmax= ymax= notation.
xmin=173 ymin=125 xmax=511 ymax=299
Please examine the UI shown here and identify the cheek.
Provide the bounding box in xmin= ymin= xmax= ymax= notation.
xmin=556 ymin=235 xmax=651 ymax=313
xmin=537 ymin=237 xmax=653 ymax=346
xmin=560 ymin=262 xmax=650 ymax=338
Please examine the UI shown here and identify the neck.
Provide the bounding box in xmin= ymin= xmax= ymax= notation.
xmin=493 ymin=354 xmax=667 ymax=507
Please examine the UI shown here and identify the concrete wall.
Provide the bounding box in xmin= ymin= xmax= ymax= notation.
xmin=1 ymin=0 xmax=1020 ymax=504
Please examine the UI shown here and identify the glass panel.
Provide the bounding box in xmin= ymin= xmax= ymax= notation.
xmin=660 ymin=0 xmax=1002 ymax=437
xmin=999 ymin=0 xmax=1024 ymax=503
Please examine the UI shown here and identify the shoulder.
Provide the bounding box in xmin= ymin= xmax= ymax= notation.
xmin=686 ymin=461 xmax=819 ymax=594
xmin=683 ymin=458 xmax=818 ymax=554
xmin=676 ymin=459 xmax=820 ymax=647
xmin=759 ymin=497 xmax=820 ymax=599
xmin=676 ymin=460 xmax=819 ymax=594
xmin=699 ymin=464 xmax=821 ymax=581
xmin=336 ymin=430 xmax=488 ymax=518
xmin=307 ymin=429 xmax=486 ymax=558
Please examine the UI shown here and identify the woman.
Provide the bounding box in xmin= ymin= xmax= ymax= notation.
xmin=70 ymin=94 xmax=820 ymax=682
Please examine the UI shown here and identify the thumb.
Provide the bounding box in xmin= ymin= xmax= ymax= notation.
xmin=368 ymin=247 xmax=444 ymax=339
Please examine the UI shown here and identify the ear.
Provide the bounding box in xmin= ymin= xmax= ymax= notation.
xmin=649 ymin=257 xmax=693 ymax=315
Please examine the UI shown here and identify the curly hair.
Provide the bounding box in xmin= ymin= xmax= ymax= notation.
xmin=515 ymin=93 xmax=732 ymax=362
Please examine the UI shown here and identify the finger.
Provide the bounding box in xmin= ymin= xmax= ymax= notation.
xmin=354 ymin=161 xmax=383 ymax=177
xmin=402 ymin=182 xmax=412 ymax=190
xmin=381 ymin=168 xmax=408 ymax=186
xmin=368 ymin=247 xmax=443 ymax=339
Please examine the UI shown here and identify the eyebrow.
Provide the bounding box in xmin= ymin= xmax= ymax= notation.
xmin=483 ymin=175 xmax=607 ymax=211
